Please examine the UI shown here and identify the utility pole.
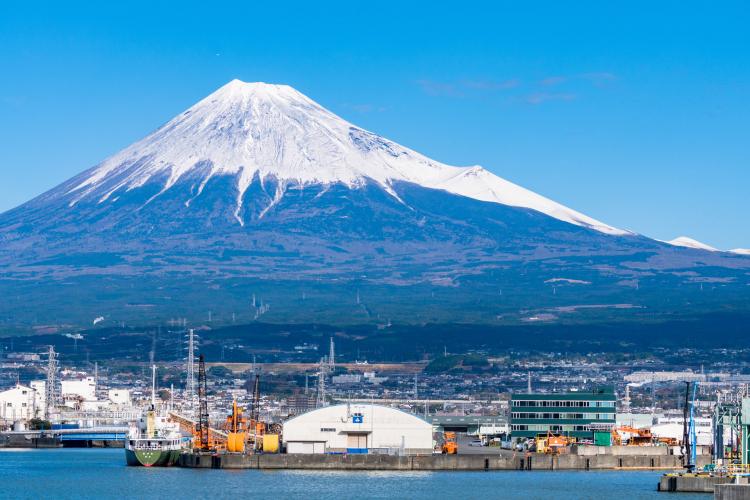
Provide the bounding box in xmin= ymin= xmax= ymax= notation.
xmin=682 ymin=382 xmax=690 ymax=468
xmin=623 ymin=384 xmax=631 ymax=414
xmin=329 ymin=337 xmax=335 ymax=371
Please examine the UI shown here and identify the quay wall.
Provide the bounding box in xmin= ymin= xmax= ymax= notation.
xmin=0 ymin=434 xmax=61 ymax=448
xmin=657 ymin=475 xmax=748 ymax=493
xmin=572 ymin=445 xmax=668 ymax=456
xmin=715 ymin=484 xmax=750 ymax=500
xmin=179 ymin=452 xmax=704 ymax=471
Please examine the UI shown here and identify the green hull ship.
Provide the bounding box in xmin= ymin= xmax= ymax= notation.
xmin=125 ymin=447 xmax=181 ymax=467
xmin=125 ymin=366 xmax=186 ymax=467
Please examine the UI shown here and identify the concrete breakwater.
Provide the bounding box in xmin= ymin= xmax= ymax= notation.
xmin=179 ymin=452 xmax=704 ymax=471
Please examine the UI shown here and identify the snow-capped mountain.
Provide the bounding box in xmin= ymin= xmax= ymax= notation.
xmin=666 ymin=236 xmax=718 ymax=252
xmin=0 ymin=80 xmax=748 ymax=327
xmin=730 ymin=248 xmax=750 ymax=255
xmin=63 ymin=80 xmax=626 ymax=235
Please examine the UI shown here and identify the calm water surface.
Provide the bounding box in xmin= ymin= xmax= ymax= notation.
xmin=0 ymin=449 xmax=708 ymax=499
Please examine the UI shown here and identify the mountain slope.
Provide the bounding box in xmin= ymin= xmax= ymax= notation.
xmin=667 ymin=236 xmax=718 ymax=251
xmin=56 ymin=80 xmax=625 ymax=235
xmin=0 ymin=80 xmax=747 ymax=328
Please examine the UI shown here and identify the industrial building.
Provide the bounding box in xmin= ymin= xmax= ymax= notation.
xmin=0 ymin=384 xmax=39 ymax=421
xmin=510 ymin=387 xmax=616 ymax=443
xmin=430 ymin=415 xmax=509 ymax=436
xmin=282 ymin=403 xmax=433 ymax=455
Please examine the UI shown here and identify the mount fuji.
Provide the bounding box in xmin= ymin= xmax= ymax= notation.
xmin=0 ymin=80 xmax=748 ymax=328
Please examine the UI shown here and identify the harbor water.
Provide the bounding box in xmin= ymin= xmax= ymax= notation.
xmin=0 ymin=449 xmax=709 ymax=499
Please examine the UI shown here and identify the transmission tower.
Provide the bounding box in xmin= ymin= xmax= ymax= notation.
xmin=44 ymin=346 xmax=58 ymax=420
xmin=316 ymin=357 xmax=328 ymax=408
xmin=186 ymin=329 xmax=198 ymax=404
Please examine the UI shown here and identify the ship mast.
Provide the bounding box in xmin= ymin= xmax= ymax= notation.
xmin=151 ymin=364 xmax=156 ymax=408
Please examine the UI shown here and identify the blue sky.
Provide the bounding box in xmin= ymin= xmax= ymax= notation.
xmin=1 ymin=1 xmax=748 ymax=248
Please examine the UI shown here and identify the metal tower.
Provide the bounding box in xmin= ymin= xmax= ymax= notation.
xmin=44 ymin=346 xmax=58 ymax=420
xmin=196 ymin=354 xmax=209 ymax=450
xmin=316 ymin=358 xmax=327 ymax=408
xmin=527 ymin=371 xmax=532 ymax=393
xmin=186 ymin=329 xmax=197 ymax=403
xmin=250 ymin=373 xmax=261 ymax=422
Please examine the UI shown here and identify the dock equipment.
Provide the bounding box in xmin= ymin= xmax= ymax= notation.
xmin=612 ymin=426 xmax=653 ymax=446
xmin=225 ymin=400 xmax=247 ymax=453
xmin=535 ymin=431 xmax=570 ymax=454
xmin=441 ymin=432 xmax=457 ymax=454
xmin=194 ymin=354 xmax=210 ymax=450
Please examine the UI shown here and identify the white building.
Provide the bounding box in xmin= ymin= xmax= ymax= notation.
xmin=0 ymin=384 xmax=39 ymax=421
xmin=61 ymin=377 xmax=96 ymax=401
xmin=616 ymin=413 xmax=658 ymax=429
xmin=283 ymin=404 xmax=433 ymax=455
xmin=30 ymin=380 xmax=46 ymax=411
xmin=624 ymin=371 xmax=714 ymax=383
xmin=651 ymin=416 xmax=713 ymax=446
xmin=331 ymin=374 xmax=362 ymax=385
xmin=108 ymin=389 xmax=131 ymax=406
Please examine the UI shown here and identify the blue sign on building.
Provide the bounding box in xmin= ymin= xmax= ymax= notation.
xmin=352 ymin=414 xmax=363 ymax=424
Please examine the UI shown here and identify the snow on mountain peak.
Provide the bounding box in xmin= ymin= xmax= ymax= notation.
xmin=730 ymin=248 xmax=750 ymax=255
xmin=65 ymin=79 xmax=628 ymax=235
xmin=666 ymin=236 xmax=718 ymax=251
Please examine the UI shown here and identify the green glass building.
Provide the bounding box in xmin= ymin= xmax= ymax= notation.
xmin=510 ymin=387 xmax=616 ymax=442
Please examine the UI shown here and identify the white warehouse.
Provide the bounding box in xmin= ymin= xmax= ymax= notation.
xmin=283 ymin=404 xmax=433 ymax=455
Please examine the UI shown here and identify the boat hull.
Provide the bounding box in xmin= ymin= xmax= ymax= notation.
xmin=125 ymin=448 xmax=181 ymax=467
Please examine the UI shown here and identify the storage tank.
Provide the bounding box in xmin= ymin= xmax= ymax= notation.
xmin=263 ymin=434 xmax=280 ymax=453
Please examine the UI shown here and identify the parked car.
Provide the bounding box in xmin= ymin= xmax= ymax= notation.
xmin=469 ymin=440 xmax=484 ymax=447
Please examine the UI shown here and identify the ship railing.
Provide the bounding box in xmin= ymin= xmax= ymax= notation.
xmin=130 ymin=441 xmax=179 ymax=450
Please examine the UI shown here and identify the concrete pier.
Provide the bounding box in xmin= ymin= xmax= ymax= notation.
xmin=179 ymin=452 xmax=699 ymax=471
xmin=657 ymin=474 xmax=749 ymax=494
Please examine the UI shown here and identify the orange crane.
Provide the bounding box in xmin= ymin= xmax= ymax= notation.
xmin=247 ymin=373 xmax=267 ymax=451
xmin=225 ymin=400 xmax=247 ymax=453
xmin=193 ymin=354 xmax=212 ymax=451
xmin=191 ymin=354 xmax=228 ymax=451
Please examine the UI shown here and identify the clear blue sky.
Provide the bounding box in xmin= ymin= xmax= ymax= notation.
xmin=1 ymin=1 xmax=748 ymax=248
